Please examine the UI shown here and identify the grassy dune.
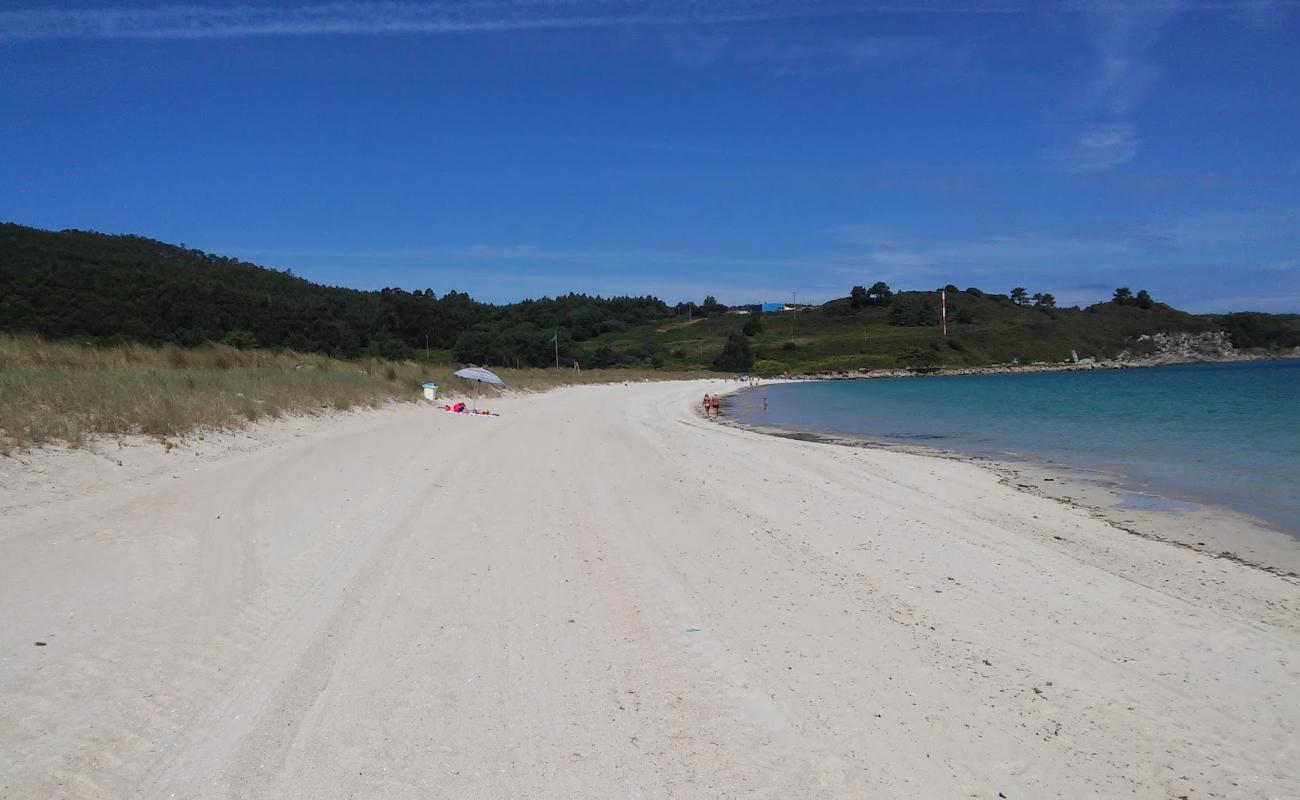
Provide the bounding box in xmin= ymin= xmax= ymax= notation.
xmin=0 ymin=335 xmax=707 ymax=452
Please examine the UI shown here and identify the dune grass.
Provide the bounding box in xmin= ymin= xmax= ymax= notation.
xmin=0 ymin=335 xmax=712 ymax=452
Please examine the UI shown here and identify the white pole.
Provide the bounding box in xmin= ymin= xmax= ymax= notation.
xmin=942 ymin=289 xmax=948 ymax=336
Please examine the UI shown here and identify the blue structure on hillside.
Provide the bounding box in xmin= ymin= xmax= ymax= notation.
xmin=760 ymin=302 xmax=786 ymax=313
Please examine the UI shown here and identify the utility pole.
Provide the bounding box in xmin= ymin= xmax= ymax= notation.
xmin=941 ymin=289 xmax=948 ymax=337
xmin=425 ymin=333 xmax=429 ymax=363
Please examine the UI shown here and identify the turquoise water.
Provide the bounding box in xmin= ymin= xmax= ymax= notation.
xmin=728 ymin=360 xmax=1300 ymax=536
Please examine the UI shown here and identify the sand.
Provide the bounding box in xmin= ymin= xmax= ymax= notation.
xmin=1 ymin=380 xmax=1297 ymax=799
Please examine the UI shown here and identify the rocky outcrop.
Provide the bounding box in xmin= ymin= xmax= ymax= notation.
xmin=1117 ymin=331 xmax=1237 ymax=364
xmin=787 ymin=331 xmax=1260 ymax=382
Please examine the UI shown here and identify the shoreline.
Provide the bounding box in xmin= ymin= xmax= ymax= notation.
xmin=714 ymin=389 xmax=1300 ymax=580
xmin=772 ymin=351 xmax=1299 ymax=383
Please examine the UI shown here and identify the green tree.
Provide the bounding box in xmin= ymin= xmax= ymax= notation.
xmin=849 ymin=285 xmax=869 ymax=308
xmin=1135 ymin=289 xmax=1154 ymax=309
xmin=592 ymin=344 xmax=623 ymax=368
xmin=1113 ymin=287 xmax=1134 ymax=304
xmin=742 ymin=314 xmax=763 ymax=336
xmin=712 ymin=331 xmax=754 ymax=371
xmin=1010 ymin=287 xmax=1028 ymax=306
xmin=1032 ymin=292 xmax=1056 ymax=309
xmin=866 ymin=281 xmax=893 ymax=306
xmin=896 ymin=346 xmax=939 ymax=370
xmin=222 ymin=329 xmax=258 ymax=349
xmin=888 ymin=296 xmax=938 ymax=326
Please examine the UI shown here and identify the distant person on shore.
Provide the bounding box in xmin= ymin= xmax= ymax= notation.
xmin=762 ymin=396 xmax=768 ymax=411
xmin=703 ymin=394 xmax=711 ymax=416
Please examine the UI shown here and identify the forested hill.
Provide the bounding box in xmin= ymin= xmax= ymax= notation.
xmin=2 ymin=222 xmax=1297 ymax=373
xmin=0 ymin=223 xmax=667 ymax=362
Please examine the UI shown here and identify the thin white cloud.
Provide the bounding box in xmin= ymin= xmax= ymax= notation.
xmin=214 ymin=208 xmax=1300 ymax=309
xmin=0 ymin=1 xmax=842 ymax=42
xmin=1051 ymin=123 xmax=1139 ymax=172
xmin=834 ymin=205 xmax=1300 ymax=311
xmin=0 ymin=0 xmax=1103 ymax=43
xmin=1133 ymin=206 xmax=1300 ymax=246
xmin=1040 ymin=2 xmax=1183 ymax=173
xmin=226 ymin=241 xmax=846 ymax=274
xmin=859 ymin=232 xmax=1140 ymax=276
xmin=1072 ymin=0 xmax=1182 ymax=116
xmin=735 ymin=33 xmax=977 ymax=72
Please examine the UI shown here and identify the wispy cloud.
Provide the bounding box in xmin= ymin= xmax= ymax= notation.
xmin=737 ymin=33 xmax=977 ymax=73
xmin=0 ymin=0 xmax=1087 ymax=44
xmin=1071 ymin=0 xmax=1182 ymax=116
xmin=224 ymin=240 xmax=853 ymax=303
xmin=563 ymin=136 xmax=738 ymax=157
xmin=1047 ymin=1 xmax=1294 ymax=173
xmin=0 ymin=1 xmax=845 ymax=42
xmin=836 ymin=205 xmax=1300 ymax=310
xmin=1050 ymin=122 xmax=1139 ymax=172
xmin=1043 ymin=2 xmax=1183 ymax=173
xmin=0 ymin=1 xmax=994 ymax=81
xmin=227 ymin=241 xmax=843 ymax=273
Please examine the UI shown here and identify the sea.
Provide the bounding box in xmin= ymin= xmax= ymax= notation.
xmin=727 ymin=360 xmax=1300 ymax=537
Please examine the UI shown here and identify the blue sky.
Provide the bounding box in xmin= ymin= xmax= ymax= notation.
xmin=1 ymin=1 xmax=1298 ymax=312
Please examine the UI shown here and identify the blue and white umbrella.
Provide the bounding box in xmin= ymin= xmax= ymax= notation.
xmin=454 ymin=367 xmax=505 ymax=408
xmin=453 ymin=367 xmax=505 ymax=387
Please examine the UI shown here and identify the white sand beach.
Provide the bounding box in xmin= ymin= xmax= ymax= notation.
xmin=1 ymin=380 xmax=1297 ymax=799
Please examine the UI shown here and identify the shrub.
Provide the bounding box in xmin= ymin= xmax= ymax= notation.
xmin=713 ymin=332 xmax=755 ymax=371
xmin=895 ymin=346 xmax=938 ymax=369
xmin=889 ymin=297 xmax=939 ymax=327
xmin=222 ymin=329 xmax=258 ymax=350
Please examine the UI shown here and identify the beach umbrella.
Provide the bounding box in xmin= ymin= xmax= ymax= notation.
xmin=453 ymin=366 xmax=505 ymax=409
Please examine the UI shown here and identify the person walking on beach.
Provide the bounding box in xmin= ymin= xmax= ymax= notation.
xmin=703 ymin=394 xmax=711 ymax=417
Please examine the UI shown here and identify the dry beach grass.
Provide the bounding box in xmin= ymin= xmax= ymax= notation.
xmin=0 ymin=334 xmax=708 ymax=452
